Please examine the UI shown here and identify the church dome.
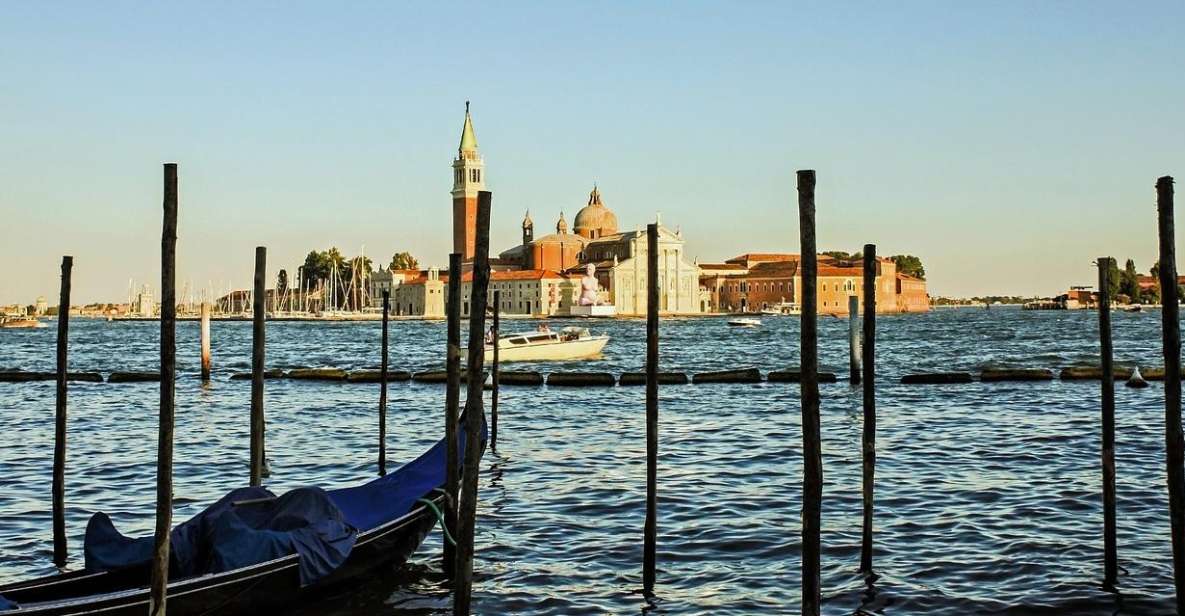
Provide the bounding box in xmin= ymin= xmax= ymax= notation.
xmin=573 ymin=185 xmax=618 ymax=239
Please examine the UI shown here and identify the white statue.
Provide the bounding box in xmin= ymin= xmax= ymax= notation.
xmin=578 ymin=263 xmax=600 ymax=306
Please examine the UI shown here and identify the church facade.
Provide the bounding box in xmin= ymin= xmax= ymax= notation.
xmin=498 ymin=188 xmax=702 ymax=315
xmin=394 ymin=105 xmax=702 ymax=317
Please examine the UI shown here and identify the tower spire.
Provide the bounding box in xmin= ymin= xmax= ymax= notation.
xmin=458 ymin=102 xmax=478 ymax=155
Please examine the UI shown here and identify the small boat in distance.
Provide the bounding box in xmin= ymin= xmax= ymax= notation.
xmin=728 ymin=317 xmax=762 ymax=327
xmin=0 ymin=316 xmax=45 ymax=329
xmin=760 ymin=302 xmax=801 ymax=316
xmin=486 ymin=326 xmax=609 ymax=362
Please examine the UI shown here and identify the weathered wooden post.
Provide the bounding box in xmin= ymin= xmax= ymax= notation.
xmin=444 ymin=251 xmax=462 ymax=574
xmin=379 ymin=289 xmax=390 ymax=476
xmin=860 ymin=244 xmax=876 ymax=574
xmin=644 ymin=222 xmax=659 ymax=593
xmin=798 ymin=169 xmax=822 ymax=616
xmin=149 ymin=162 xmax=178 ymax=616
xmin=249 ymin=247 xmax=266 ymax=487
xmin=1156 ymin=175 xmax=1185 ymax=613
xmin=200 ymin=302 xmax=211 ymax=382
xmin=848 ymin=295 xmax=860 ymax=385
xmin=491 ymin=289 xmax=501 ymax=452
xmin=52 ymin=255 xmax=72 ymax=569
xmin=455 ymin=190 xmax=493 ymax=615
xmin=1097 ymin=256 xmax=1117 ymax=588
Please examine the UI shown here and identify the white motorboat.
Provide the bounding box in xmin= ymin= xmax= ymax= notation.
xmin=485 ymin=326 xmax=609 ymax=362
xmin=761 ymin=302 xmax=801 ymax=315
xmin=728 ymin=317 xmax=762 ymax=327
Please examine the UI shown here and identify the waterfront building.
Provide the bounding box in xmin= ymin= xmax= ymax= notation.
xmin=709 ymin=253 xmax=929 ymax=314
xmin=391 ymin=267 xmax=445 ymax=317
xmin=34 ymin=296 xmax=47 ymax=316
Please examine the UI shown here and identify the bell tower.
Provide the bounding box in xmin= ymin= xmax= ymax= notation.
xmin=451 ymin=101 xmax=485 ymax=260
xmin=522 ymin=210 xmax=534 ymax=245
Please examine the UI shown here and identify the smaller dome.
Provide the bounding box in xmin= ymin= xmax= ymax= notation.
xmin=556 ymin=211 xmax=568 ymax=234
xmin=574 ymin=185 xmax=619 ymax=239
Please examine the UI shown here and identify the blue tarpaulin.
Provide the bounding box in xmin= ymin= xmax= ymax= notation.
xmin=85 ymin=486 xmax=355 ymax=586
xmin=81 ymin=412 xmax=484 ymax=588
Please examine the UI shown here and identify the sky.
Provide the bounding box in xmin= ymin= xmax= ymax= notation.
xmin=1 ymin=1 xmax=1183 ymax=304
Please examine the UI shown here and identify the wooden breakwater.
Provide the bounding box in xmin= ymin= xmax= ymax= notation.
xmin=0 ymin=365 xmax=1173 ymax=386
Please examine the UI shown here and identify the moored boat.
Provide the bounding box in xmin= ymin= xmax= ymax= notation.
xmin=728 ymin=317 xmax=762 ymax=327
xmin=0 ymin=421 xmax=484 ymax=615
xmin=485 ymin=326 xmax=608 ymax=362
xmin=0 ymin=316 xmax=45 ymax=329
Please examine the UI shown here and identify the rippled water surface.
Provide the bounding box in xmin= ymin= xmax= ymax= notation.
xmin=1 ymin=307 xmax=1183 ymax=614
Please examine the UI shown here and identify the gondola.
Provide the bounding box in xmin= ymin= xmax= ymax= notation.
xmin=0 ymin=420 xmax=484 ymax=615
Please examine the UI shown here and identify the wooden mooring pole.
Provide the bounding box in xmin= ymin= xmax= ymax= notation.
xmin=798 ymin=169 xmax=822 ymax=616
xmin=200 ymin=302 xmax=211 ymax=382
xmin=491 ymin=289 xmax=500 ymax=452
xmin=52 ymin=255 xmax=72 ymax=569
xmin=455 ymin=190 xmax=493 ymax=615
xmin=1097 ymin=256 xmax=1117 ymax=588
xmin=379 ymin=289 xmax=389 ymax=476
xmin=249 ymin=246 xmax=266 ymax=487
xmin=444 ymin=251 xmax=462 ymax=575
xmin=643 ymin=222 xmax=659 ymax=593
xmin=149 ymin=162 xmax=178 ymax=616
xmin=848 ymin=295 xmax=860 ymax=385
xmin=1156 ymin=175 xmax=1185 ymax=613
xmin=860 ymin=244 xmax=877 ymax=574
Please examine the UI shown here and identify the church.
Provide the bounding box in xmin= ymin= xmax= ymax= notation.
xmin=392 ymin=104 xmax=703 ymax=317
xmin=497 ymin=188 xmax=701 ymax=315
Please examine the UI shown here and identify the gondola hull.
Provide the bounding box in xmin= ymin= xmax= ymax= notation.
xmin=0 ymin=492 xmax=444 ymax=615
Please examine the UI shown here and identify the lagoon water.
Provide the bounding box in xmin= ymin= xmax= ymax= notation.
xmin=0 ymin=307 xmax=1181 ymax=614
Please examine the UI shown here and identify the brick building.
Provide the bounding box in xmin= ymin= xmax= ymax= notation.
xmin=706 ymin=253 xmax=929 ymax=314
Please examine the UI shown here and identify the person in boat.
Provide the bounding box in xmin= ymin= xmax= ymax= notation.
xmin=485 ymin=326 xmax=495 ymax=345
xmin=537 ymin=323 xmax=551 ymax=333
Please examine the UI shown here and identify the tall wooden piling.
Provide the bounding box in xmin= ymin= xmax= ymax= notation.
xmin=249 ymin=246 xmax=266 ymax=487
xmin=200 ymin=302 xmax=211 ymax=381
xmin=455 ymin=190 xmax=493 ymax=615
xmin=644 ymin=222 xmax=659 ymax=593
xmin=1156 ymin=175 xmax=1185 ymax=613
xmin=149 ymin=162 xmax=178 ymax=616
xmin=444 ymin=251 xmax=462 ymax=574
xmin=798 ymin=169 xmax=822 ymax=616
xmin=52 ymin=255 xmax=72 ymax=569
xmin=491 ymin=289 xmax=501 ymax=451
xmin=860 ymin=244 xmax=877 ymax=574
xmin=1097 ymin=256 xmax=1117 ymax=588
xmin=379 ymin=289 xmax=390 ymax=476
xmin=848 ymin=295 xmax=860 ymax=385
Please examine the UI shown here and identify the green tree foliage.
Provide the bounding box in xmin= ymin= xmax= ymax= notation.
xmin=891 ymin=255 xmax=926 ymax=280
xmin=299 ymin=247 xmax=372 ymax=309
xmin=277 ymin=269 xmax=288 ymax=294
xmin=1119 ymin=259 xmax=1141 ymax=300
xmin=389 ymin=251 xmax=420 ymax=271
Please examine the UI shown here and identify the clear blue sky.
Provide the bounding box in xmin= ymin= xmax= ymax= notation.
xmin=2 ymin=1 xmax=1182 ymax=304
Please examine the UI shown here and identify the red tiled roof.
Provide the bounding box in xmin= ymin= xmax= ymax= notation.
xmin=699 ymin=263 xmax=747 ymax=270
xmin=726 ymin=253 xmax=800 ymax=265
xmin=462 ymin=269 xmax=566 ymax=282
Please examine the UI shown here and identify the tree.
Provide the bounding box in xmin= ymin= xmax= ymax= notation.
xmin=1151 ymin=260 xmax=1161 ymax=279
xmin=389 ymin=251 xmax=419 ymax=271
xmin=277 ymin=269 xmax=288 ymax=294
xmin=1119 ymin=259 xmax=1141 ymax=302
xmin=891 ymin=255 xmax=926 ymax=280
